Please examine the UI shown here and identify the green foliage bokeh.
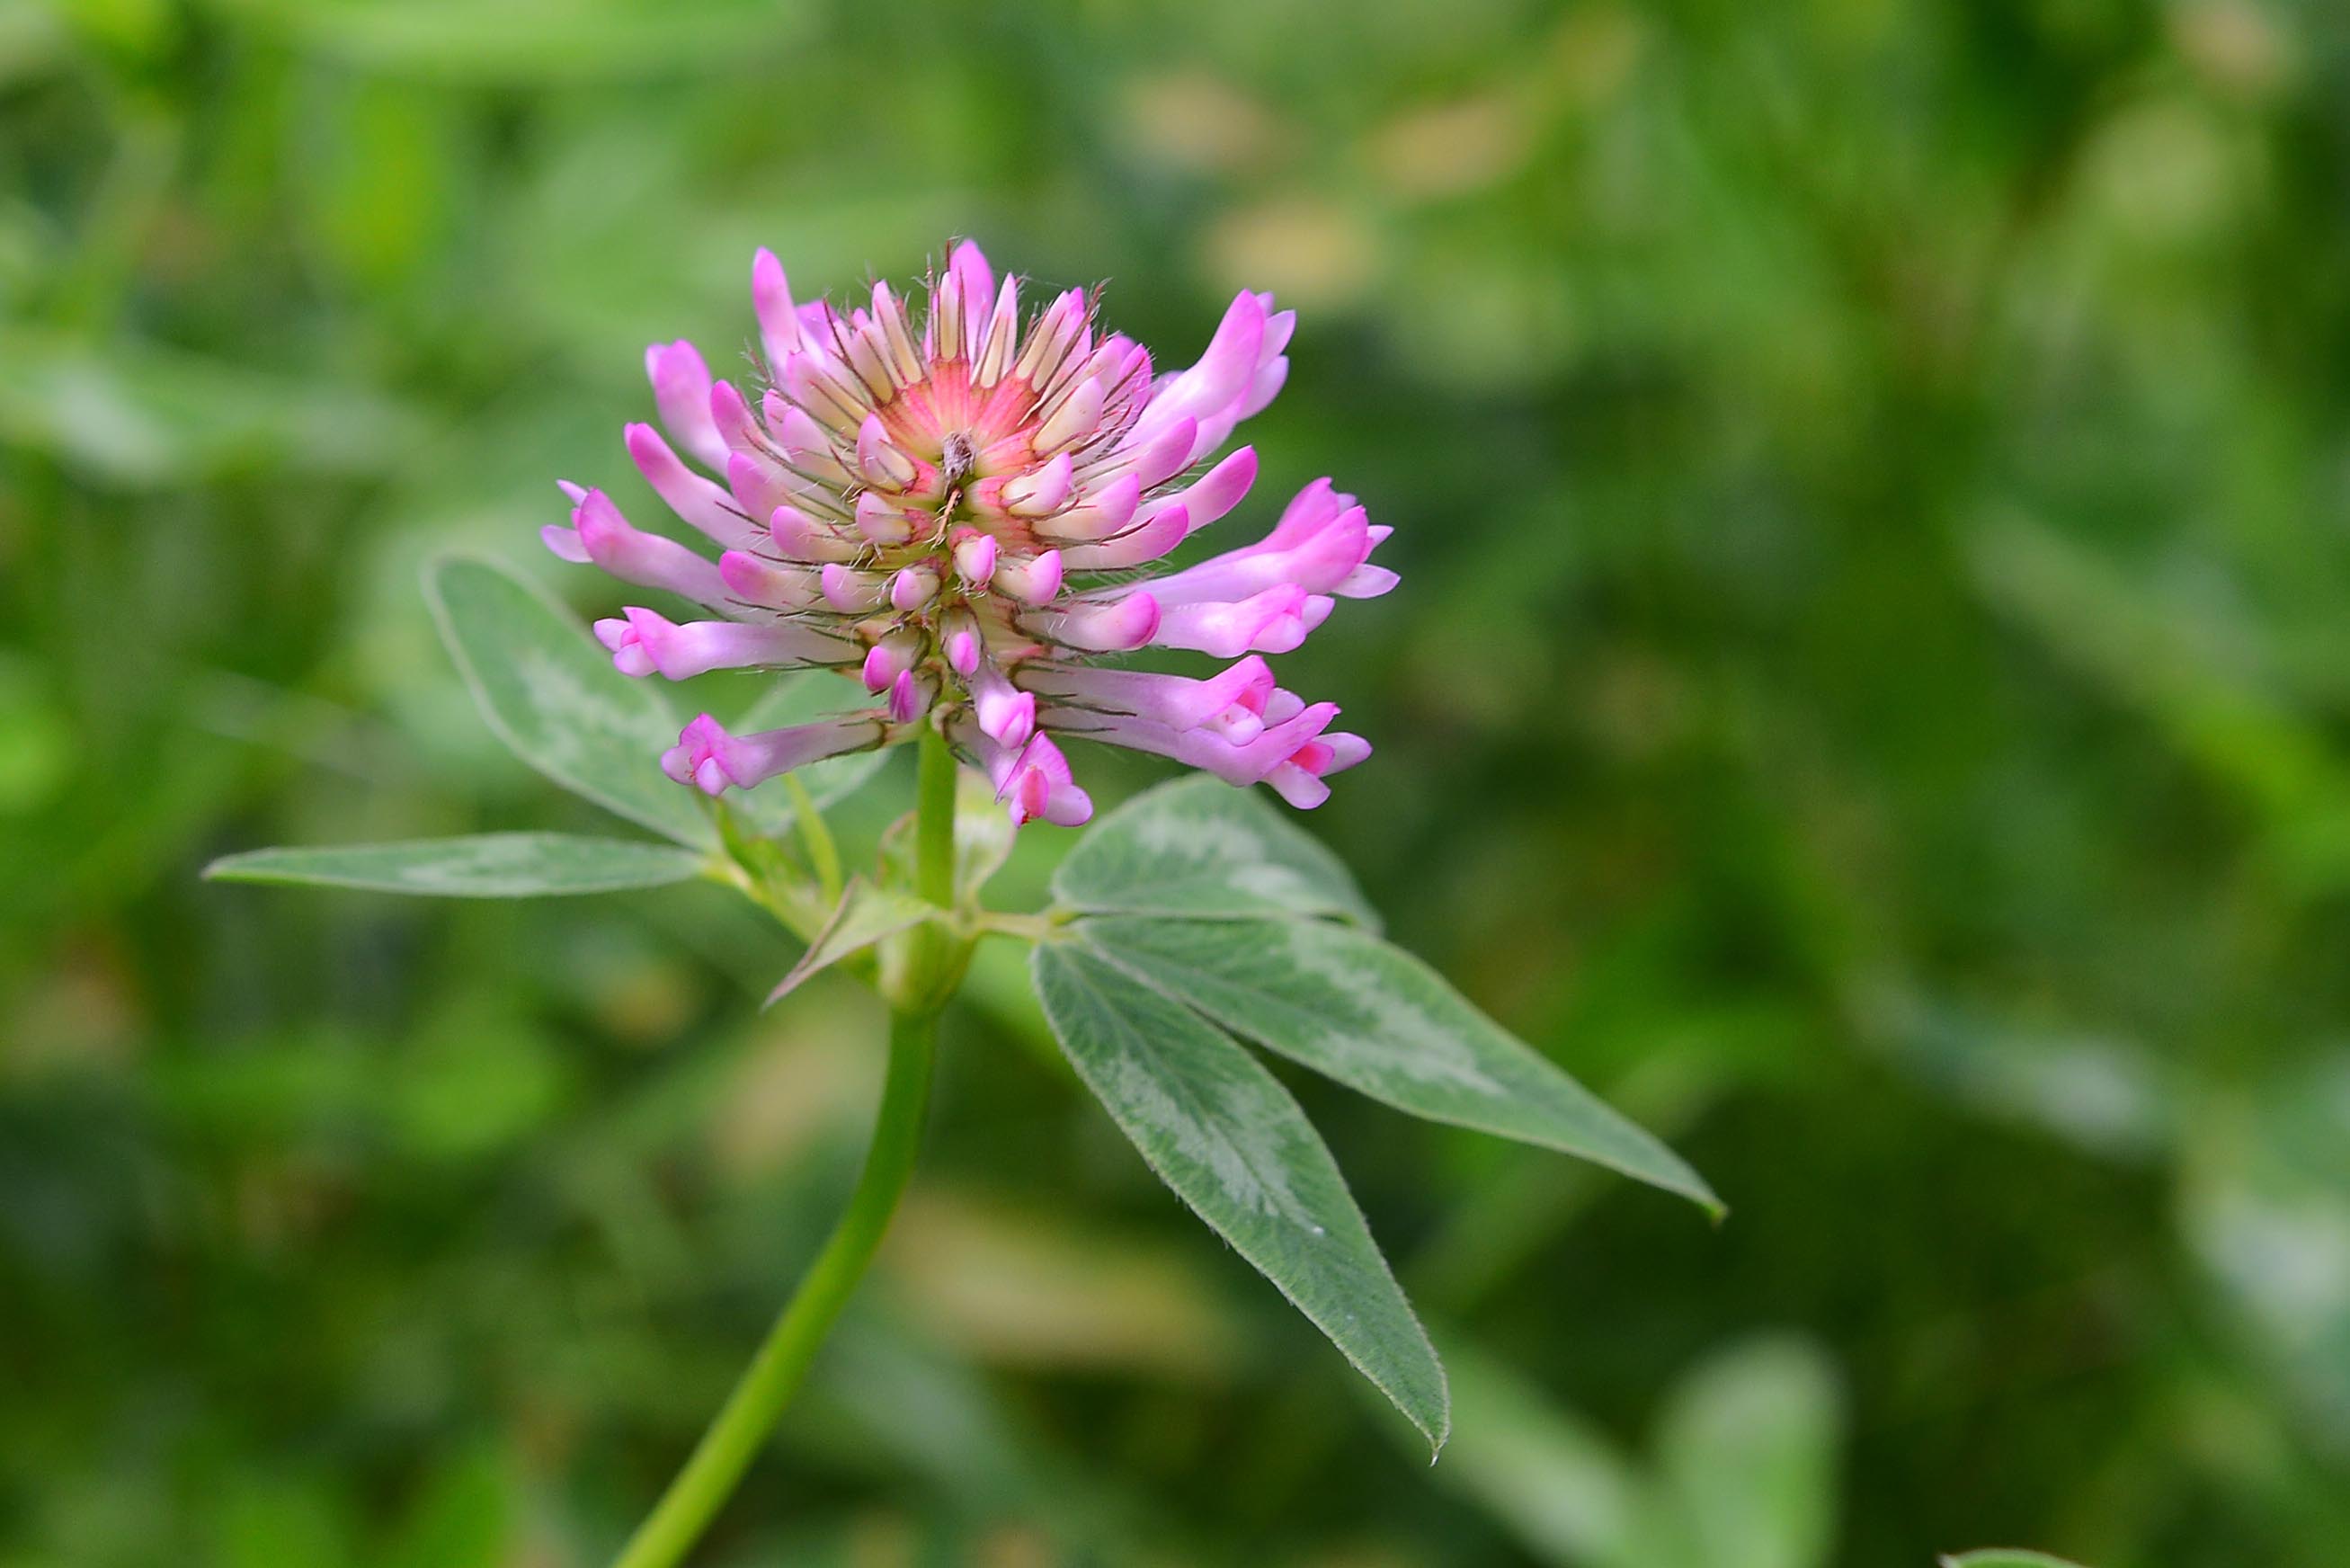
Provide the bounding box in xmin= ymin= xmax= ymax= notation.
xmin=4 ymin=0 xmax=2350 ymax=1563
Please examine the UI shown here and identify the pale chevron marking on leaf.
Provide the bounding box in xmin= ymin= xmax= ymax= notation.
xmin=1266 ymin=916 xmax=1506 ymax=1095
xmin=1029 ymin=939 xmax=1447 ymax=1450
xmin=1052 ymin=774 xmax=1375 ymax=925
xmin=1126 ymin=810 xmax=1346 ymax=914
xmin=1077 ymin=916 xmax=1720 ymax=1214
xmin=204 ymin=833 xmax=709 ymax=897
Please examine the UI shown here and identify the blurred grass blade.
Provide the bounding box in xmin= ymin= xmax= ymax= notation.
xmin=1078 ymin=917 xmax=1720 ymax=1215
xmin=766 ymin=878 xmax=938 ymax=1005
xmin=209 ymin=0 xmax=806 ymax=84
xmin=423 ymin=554 xmax=717 ymax=850
xmin=1432 ymin=1345 xmax=1645 ymax=1566
xmin=1050 ymin=775 xmax=1377 ymax=926
xmin=2179 ymin=1051 xmax=2350 ymax=1450
xmin=1939 ymin=1554 xmax=2094 ymax=1567
xmin=881 ymin=1188 xmax=1249 ymax=1378
xmin=0 ymin=325 xmax=424 ymax=486
xmin=1654 ymin=1336 xmax=1841 ymax=1568
xmin=379 ymin=1443 xmax=514 ymax=1568
xmin=1859 ymin=984 xmax=2176 ymax=1163
xmin=1968 ymin=512 xmax=2350 ymax=863
xmin=205 ymin=833 xmax=708 ymax=896
xmin=1029 ymin=938 xmax=1448 ymax=1452
xmin=217 ymin=1474 xmax=354 ymax=1568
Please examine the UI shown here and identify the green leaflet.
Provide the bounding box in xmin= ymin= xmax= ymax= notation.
xmin=1076 ymin=916 xmax=1720 ymax=1215
xmin=424 ymin=555 xmax=717 ymax=850
xmin=203 ymin=833 xmax=709 ymax=897
xmin=1029 ymin=939 xmax=1447 ymax=1452
xmin=1050 ymin=775 xmax=1378 ymax=927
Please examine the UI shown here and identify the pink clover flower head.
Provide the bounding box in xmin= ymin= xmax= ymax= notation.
xmin=547 ymin=240 xmax=1394 ymax=826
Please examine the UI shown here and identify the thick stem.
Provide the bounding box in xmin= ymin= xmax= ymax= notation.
xmin=914 ymin=726 xmax=957 ymax=907
xmin=609 ymin=1008 xmax=934 ymax=1568
xmin=610 ymin=740 xmax=963 ymax=1568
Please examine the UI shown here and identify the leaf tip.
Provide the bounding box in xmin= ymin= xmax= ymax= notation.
xmin=417 ymin=548 xmax=476 ymax=619
xmin=200 ymin=851 xmax=269 ymax=885
xmin=1400 ymin=1354 xmax=1438 ymax=1457
xmin=419 ymin=544 xmax=493 ymax=589
xmin=1659 ymin=1158 xmax=1725 ymax=1221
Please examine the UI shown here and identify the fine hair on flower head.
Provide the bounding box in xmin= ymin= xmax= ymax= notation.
xmin=544 ymin=239 xmax=1397 ymax=826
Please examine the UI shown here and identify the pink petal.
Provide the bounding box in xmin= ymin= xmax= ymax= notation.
xmin=645 ymin=340 xmax=728 ymax=469
xmin=1060 ymin=504 xmax=1189 ymax=571
xmin=1032 ymin=592 xmax=1161 ymax=653
xmin=993 ymin=549 xmax=1064 ymax=606
xmin=627 ymin=423 xmax=757 ymax=548
xmin=752 ymin=248 xmax=802 ymax=366
xmin=570 ymin=488 xmax=727 ymax=605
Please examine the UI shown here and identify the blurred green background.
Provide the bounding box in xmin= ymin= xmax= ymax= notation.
xmin=6 ymin=0 xmax=2350 ymax=1563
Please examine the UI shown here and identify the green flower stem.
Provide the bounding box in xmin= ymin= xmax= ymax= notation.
xmin=610 ymin=735 xmax=962 ymax=1568
xmin=914 ymin=726 xmax=957 ymax=906
xmin=608 ymin=1011 xmax=935 ymax=1568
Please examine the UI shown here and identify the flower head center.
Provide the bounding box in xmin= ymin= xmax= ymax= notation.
xmin=939 ymin=430 xmax=975 ymax=489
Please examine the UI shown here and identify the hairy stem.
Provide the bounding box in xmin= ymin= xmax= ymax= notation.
xmin=914 ymin=726 xmax=957 ymax=906
xmin=610 ymin=738 xmax=962 ymax=1568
